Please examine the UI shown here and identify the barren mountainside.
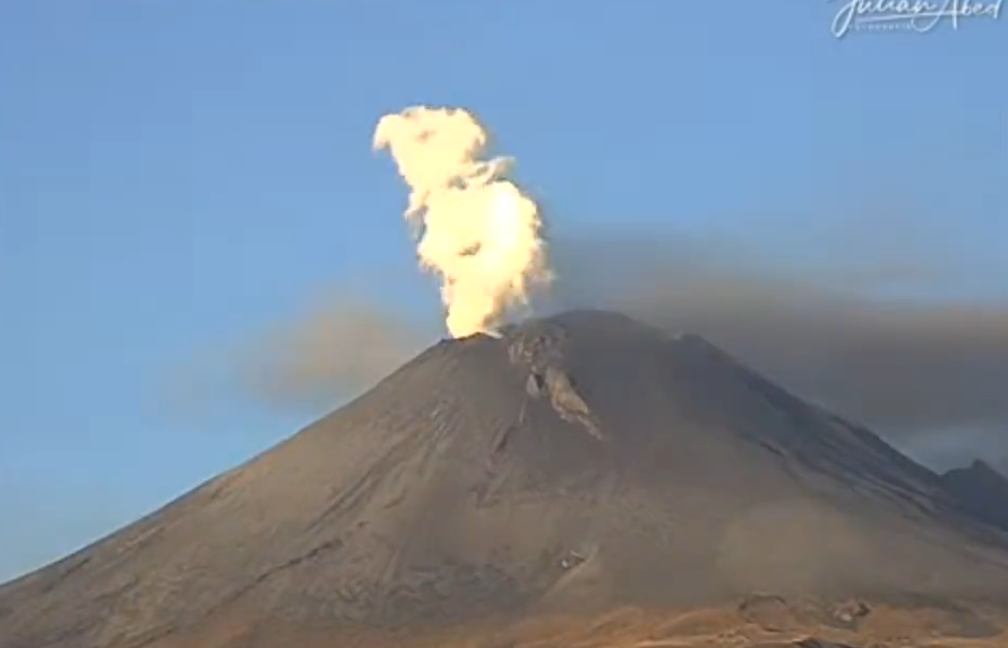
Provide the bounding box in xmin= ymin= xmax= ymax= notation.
xmin=1 ymin=310 xmax=1007 ymax=648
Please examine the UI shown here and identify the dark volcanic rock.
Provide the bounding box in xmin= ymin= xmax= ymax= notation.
xmin=941 ymin=459 xmax=1008 ymax=532
xmin=2 ymin=310 xmax=1008 ymax=648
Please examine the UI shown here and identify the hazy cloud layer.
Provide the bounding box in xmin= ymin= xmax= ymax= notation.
xmin=237 ymin=300 xmax=431 ymax=408
xmin=550 ymin=226 xmax=1008 ymax=468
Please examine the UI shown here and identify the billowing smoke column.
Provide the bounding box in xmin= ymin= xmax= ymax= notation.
xmin=373 ymin=106 xmax=553 ymax=338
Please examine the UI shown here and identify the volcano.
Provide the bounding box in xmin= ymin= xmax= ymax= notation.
xmin=2 ymin=310 xmax=1008 ymax=648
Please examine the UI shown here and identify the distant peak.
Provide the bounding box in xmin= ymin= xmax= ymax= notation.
xmin=968 ymin=459 xmax=1006 ymax=478
xmin=971 ymin=459 xmax=993 ymax=472
xmin=943 ymin=458 xmax=1008 ymax=483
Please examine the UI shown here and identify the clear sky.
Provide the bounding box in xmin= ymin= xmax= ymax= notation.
xmin=1 ymin=1 xmax=1006 ymax=583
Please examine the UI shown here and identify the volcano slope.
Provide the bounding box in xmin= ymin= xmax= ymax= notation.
xmin=2 ymin=310 xmax=1008 ymax=648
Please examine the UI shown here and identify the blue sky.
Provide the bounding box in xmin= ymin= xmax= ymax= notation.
xmin=1 ymin=1 xmax=1006 ymax=582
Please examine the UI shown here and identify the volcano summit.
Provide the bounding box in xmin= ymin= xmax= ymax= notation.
xmin=2 ymin=310 xmax=1008 ymax=648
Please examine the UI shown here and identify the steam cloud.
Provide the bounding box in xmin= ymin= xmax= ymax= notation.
xmin=373 ymin=106 xmax=553 ymax=338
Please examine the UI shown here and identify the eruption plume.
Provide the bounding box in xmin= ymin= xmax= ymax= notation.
xmin=373 ymin=106 xmax=553 ymax=338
